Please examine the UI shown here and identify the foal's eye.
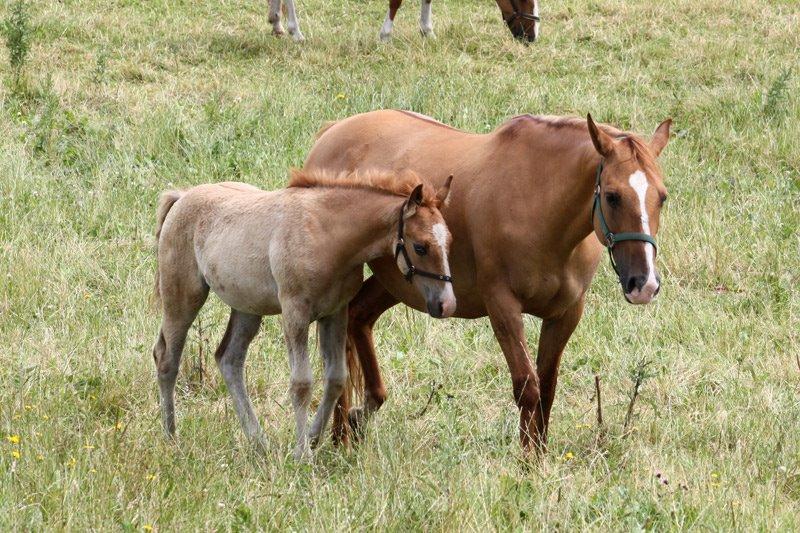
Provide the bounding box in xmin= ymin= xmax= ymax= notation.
xmin=413 ymin=243 xmax=428 ymax=256
xmin=605 ymin=192 xmax=621 ymax=208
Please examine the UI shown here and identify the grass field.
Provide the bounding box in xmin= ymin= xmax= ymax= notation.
xmin=1 ymin=0 xmax=798 ymax=529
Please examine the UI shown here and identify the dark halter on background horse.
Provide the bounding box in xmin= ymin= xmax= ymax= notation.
xmin=505 ymin=0 xmax=540 ymax=27
xmin=592 ymin=160 xmax=658 ymax=275
xmin=395 ymin=202 xmax=453 ymax=284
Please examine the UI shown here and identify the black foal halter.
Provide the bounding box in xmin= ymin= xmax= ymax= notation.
xmin=505 ymin=0 xmax=540 ymax=26
xmin=394 ymin=203 xmax=453 ymax=284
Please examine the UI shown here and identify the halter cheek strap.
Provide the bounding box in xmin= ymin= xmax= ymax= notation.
xmin=592 ymin=161 xmax=658 ymax=274
xmin=505 ymin=0 xmax=541 ymax=25
xmin=394 ymin=202 xmax=453 ymax=284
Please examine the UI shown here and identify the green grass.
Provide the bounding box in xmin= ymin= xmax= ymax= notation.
xmin=1 ymin=0 xmax=798 ymax=529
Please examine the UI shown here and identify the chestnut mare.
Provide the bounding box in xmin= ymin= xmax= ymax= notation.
xmin=151 ymin=170 xmax=454 ymax=460
xmin=305 ymin=110 xmax=671 ymax=451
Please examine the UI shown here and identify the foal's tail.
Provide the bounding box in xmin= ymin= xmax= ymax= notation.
xmin=152 ymin=190 xmax=183 ymax=304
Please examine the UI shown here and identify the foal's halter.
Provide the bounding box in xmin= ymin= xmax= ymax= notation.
xmin=394 ymin=203 xmax=453 ymax=284
xmin=592 ymin=161 xmax=658 ymax=274
xmin=505 ymin=0 xmax=540 ymax=27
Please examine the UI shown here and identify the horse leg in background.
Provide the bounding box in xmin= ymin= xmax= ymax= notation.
xmin=419 ymin=0 xmax=434 ymax=37
xmin=483 ymin=285 xmax=541 ymax=453
xmin=380 ymin=0 xmax=403 ymax=41
xmin=282 ymin=304 xmax=313 ymax=460
xmin=340 ymin=276 xmax=399 ymax=437
xmin=282 ymin=0 xmax=305 ymax=41
xmin=268 ymin=0 xmax=284 ymax=35
xmin=533 ymin=296 xmax=585 ymax=447
xmin=152 ymin=280 xmax=209 ymax=438
xmin=214 ymin=310 xmax=266 ymax=452
xmin=308 ymin=307 xmax=348 ymax=448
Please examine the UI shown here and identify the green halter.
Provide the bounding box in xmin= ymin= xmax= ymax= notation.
xmin=592 ymin=161 xmax=658 ymax=274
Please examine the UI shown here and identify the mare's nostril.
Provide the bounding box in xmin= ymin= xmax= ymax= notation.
xmin=437 ymin=301 xmax=444 ymax=317
xmin=654 ymin=284 xmax=661 ymax=296
xmin=626 ymin=277 xmax=638 ymax=294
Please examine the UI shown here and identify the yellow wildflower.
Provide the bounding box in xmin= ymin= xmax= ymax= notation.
xmin=146 ymin=474 xmax=156 ymax=481
xmin=84 ymin=444 xmax=95 ymax=450
xmin=6 ymin=435 xmax=21 ymax=444
xmin=564 ymin=451 xmax=574 ymax=461
xmin=143 ymin=525 xmax=153 ymax=532
xmin=335 ymin=93 xmax=346 ymax=100
xmin=115 ymin=421 xmax=124 ymax=430
xmin=66 ymin=457 xmax=77 ymax=467
xmin=42 ymin=415 xmax=50 ymax=421
xmin=11 ymin=450 xmax=21 ymax=459
xmin=36 ymin=454 xmax=44 ymax=461
xmin=24 ymin=404 xmax=33 ymax=410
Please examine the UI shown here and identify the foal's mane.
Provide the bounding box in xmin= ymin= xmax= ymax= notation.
xmin=509 ymin=114 xmax=662 ymax=176
xmin=288 ymin=169 xmax=440 ymax=207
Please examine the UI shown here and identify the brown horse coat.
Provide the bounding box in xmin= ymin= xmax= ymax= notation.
xmin=305 ymin=110 xmax=671 ymax=450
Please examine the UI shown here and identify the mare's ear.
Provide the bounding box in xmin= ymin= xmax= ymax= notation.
xmin=651 ymin=118 xmax=672 ymax=157
xmin=587 ymin=113 xmax=614 ymax=157
xmin=404 ymin=183 xmax=424 ymax=218
xmin=435 ymin=175 xmax=453 ymax=208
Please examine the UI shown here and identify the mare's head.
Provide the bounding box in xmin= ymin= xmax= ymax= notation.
xmin=496 ymin=0 xmax=540 ymax=42
xmin=395 ymin=175 xmax=456 ymax=318
xmin=587 ymin=114 xmax=672 ymax=305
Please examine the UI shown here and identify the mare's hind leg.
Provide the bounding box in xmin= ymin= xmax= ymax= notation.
xmin=268 ymin=0 xmax=285 ymax=35
xmin=308 ymin=307 xmax=348 ymax=448
xmin=281 ymin=302 xmax=312 ymax=460
xmin=380 ymin=0 xmax=403 ymax=41
xmin=215 ymin=310 xmax=266 ymax=451
xmin=153 ymin=283 xmax=208 ymax=438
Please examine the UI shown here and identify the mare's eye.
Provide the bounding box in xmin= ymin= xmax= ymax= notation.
xmin=413 ymin=243 xmax=428 ymax=256
xmin=605 ymin=192 xmax=621 ymax=208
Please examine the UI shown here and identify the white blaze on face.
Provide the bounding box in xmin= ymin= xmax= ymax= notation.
xmin=431 ymin=222 xmax=456 ymax=313
xmin=533 ymin=0 xmax=540 ymax=37
xmin=628 ymin=170 xmax=659 ymax=300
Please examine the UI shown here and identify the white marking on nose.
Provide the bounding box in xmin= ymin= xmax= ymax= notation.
xmin=628 ymin=170 xmax=659 ymax=301
xmin=533 ymin=0 xmax=540 ymax=37
xmin=431 ymin=222 xmax=455 ymax=314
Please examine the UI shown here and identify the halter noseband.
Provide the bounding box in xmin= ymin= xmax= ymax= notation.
xmin=394 ymin=202 xmax=453 ymax=284
xmin=505 ymin=0 xmax=540 ymax=26
xmin=592 ymin=160 xmax=658 ymax=274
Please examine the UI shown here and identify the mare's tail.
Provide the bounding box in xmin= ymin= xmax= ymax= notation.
xmin=152 ymin=190 xmax=183 ymax=304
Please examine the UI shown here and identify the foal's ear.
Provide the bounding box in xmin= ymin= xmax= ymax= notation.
xmin=404 ymin=183 xmax=424 ymax=218
xmin=650 ymin=118 xmax=672 ymax=157
xmin=435 ymin=175 xmax=453 ymax=208
xmin=587 ymin=113 xmax=614 ymax=157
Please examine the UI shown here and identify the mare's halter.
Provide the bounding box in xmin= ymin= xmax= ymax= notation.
xmin=592 ymin=161 xmax=658 ymax=274
xmin=505 ymin=0 xmax=540 ymax=27
xmin=395 ymin=202 xmax=453 ymax=284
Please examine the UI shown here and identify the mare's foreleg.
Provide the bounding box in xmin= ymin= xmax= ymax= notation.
xmin=484 ymin=285 xmax=540 ymax=453
xmin=308 ymin=307 xmax=348 ymax=448
xmin=380 ymin=0 xmax=404 ymax=41
xmin=419 ymin=0 xmax=434 ymax=37
xmin=533 ymin=296 xmax=585 ymax=447
xmin=215 ymin=310 xmax=266 ymax=451
xmin=282 ymin=304 xmax=312 ymax=460
xmin=282 ymin=0 xmax=305 ymax=41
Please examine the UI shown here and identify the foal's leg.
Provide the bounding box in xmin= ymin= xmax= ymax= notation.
xmin=380 ymin=0 xmax=403 ymax=41
xmin=282 ymin=0 xmax=305 ymax=41
xmin=215 ymin=310 xmax=266 ymax=451
xmin=419 ymin=0 xmax=434 ymax=37
xmin=533 ymin=296 xmax=585 ymax=447
xmin=268 ymin=0 xmax=285 ymax=36
xmin=152 ymin=285 xmax=208 ymax=438
xmin=282 ymin=304 xmax=312 ymax=460
xmin=308 ymin=307 xmax=348 ymax=448
xmin=483 ymin=285 xmax=540 ymax=453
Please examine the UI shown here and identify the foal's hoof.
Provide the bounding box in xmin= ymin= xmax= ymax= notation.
xmin=271 ymin=25 xmax=285 ymax=37
xmin=289 ymin=30 xmax=306 ymax=42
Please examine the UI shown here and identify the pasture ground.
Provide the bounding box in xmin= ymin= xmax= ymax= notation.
xmin=1 ymin=0 xmax=798 ymax=529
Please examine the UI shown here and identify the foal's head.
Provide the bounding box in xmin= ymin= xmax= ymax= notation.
xmin=587 ymin=114 xmax=672 ymax=305
xmin=496 ymin=0 xmax=540 ymax=42
xmin=395 ymin=176 xmax=456 ymax=319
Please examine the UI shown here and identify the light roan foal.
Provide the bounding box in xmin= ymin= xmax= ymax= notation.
xmin=152 ymin=170 xmax=455 ymax=460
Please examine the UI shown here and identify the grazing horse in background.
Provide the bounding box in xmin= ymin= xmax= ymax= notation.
xmin=305 ymin=110 xmax=671 ymax=451
xmin=266 ymin=0 xmax=540 ymax=43
xmin=151 ymin=170 xmax=454 ymax=460
xmin=380 ymin=0 xmax=540 ymax=42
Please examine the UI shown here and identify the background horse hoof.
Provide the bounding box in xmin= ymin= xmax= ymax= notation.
xmin=420 ymin=28 xmax=435 ymax=38
xmin=291 ymin=31 xmax=306 ymax=42
xmin=379 ymin=31 xmax=392 ymax=42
